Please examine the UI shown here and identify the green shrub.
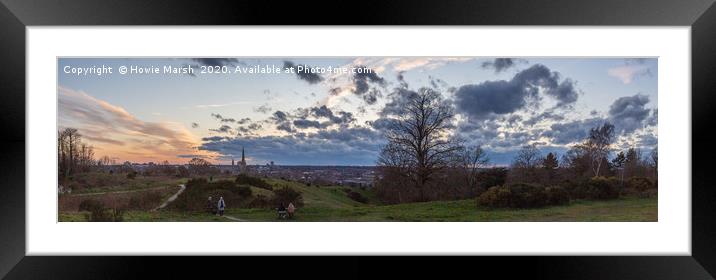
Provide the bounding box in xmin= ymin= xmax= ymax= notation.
xmin=235 ymin=174 xmax=273 ymax=190
xmin=562 ymin=177 xmax=620 ymax=200
xmin=584 ymin=177 xmax=620 ymax=200
xmin=272 ymin=187 xmax=303 ymax=207
xmin=347 ymin=191 xmax=368 ymax=203
xmin=248 ymin=194 xmax=271 ymax=208
xmin=545 ymin=186 xmax=570 ymax=206
xmin=627 ymin=177 xmax=655 ymax=192
xmin=79 ymin=199 xmax=124 ymax=222
xmin=477 ymin=183 xmax=548 ymax=209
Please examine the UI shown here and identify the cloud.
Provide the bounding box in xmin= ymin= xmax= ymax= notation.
xmin=283 ymin=61 xmax=324 ymax=84
xmin=191 ymin=122 xmax=200 ymax=128
xmin=199 ymin=126 xmax=384 ymax=165
xmin=608 ymin=94 xmax=651 ymax=133
xmin=209 ymin=125 xmax=233 ymax=134
xmin=253 ymin=104 xmax=272 ymax=114
xmin=607 ymin=65 xmax=651 ymax=84
xmin=190 ymin=58 xmax=239 ymax=67
xmin=481 ymin=58 xmax=527 ymax=73
xmin=211 ymin=113 xmax=235 ymax=123
xmin=454 ymin=64 xmax=580 ymax=120
xmin=58 ymin=86 xmax=211 ymax=163
xmin=309 ymin=105 xmax=355 ymax=125
xmin=542 ymin=117 xmax=607 ymax=144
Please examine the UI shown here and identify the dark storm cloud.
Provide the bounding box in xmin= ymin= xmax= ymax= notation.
xmin=309 ymin=105 xmax=355 ymax=125
xmin=283 ymin=61 xmax=324 ymax=84
xmin=272 ymin=111 xmax=289 ymax=122
xmin=380 ymin=88 xmax=420 ymax=117
xmin=293 ymin=119 xmax=324 ymax=129
xmin=542 ymin=117 xmax=606 ymax=144
xmin=607 ymin=94 xmax=651 ymax=134
xmin=481 ymin=58 xmax=524 ymax=73
xmin=209 ymin=125 xmax=233 ymax=134
xmin=211 ymin=113 xmax=235 ymax=123
xmin=199 ymin=126 xmax=384 ymax=165
xmin=524 ymin=111 xmax=566 ymax=126
xmin=454 ymin=64 xmax=579 ymax=120
xmin=190 ymin=58 xmax=239 ymax=67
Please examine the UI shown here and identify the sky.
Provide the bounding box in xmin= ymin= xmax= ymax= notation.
xmin=58 ymin=57 xmax=658 ymax=166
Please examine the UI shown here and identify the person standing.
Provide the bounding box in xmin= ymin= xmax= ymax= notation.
xmin=206 ymin=196 xmax=214 ymax=214
xmin=217 ymin=196 xmax=225 ymax=216
xmin=287 ymin=202 xmax=296 ymax=219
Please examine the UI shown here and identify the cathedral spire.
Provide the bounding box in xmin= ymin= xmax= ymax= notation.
xmin=241 ymin=147 xmax=245 ymax=162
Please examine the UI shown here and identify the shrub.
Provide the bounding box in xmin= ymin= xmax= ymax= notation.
xmin=235 ymin=174 xmax=273 ymax=190
xmin=562 ymin=177 xmax=620 ymax=200
xmin=584 ymin=177 xmax=620 ymax=200
xmin=347 ymin=191 xmax=368 ymax=203
xmin=248 ymin=194 xmax=271 ymax=208
xmin=79 ymin=199 xmax=124 ymax=222
xmin=477 ymin=183 xmax=548 ymax=209
xmin=171 ymin=178 xmax=255 ymax=211
xmin=272 ymin=187 xmax=303 ymax=207
xmin=545 ymin=186 xmax=570 ymax=206
xmin=626 ymin=177 xmax=655 ymax=192
xmin=126 ymin=172 xmax=137 ymax=179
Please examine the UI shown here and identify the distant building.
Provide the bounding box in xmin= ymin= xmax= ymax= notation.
xmin=239 ymin=147 xmax=247 ymax=174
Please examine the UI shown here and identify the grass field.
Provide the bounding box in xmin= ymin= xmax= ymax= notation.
xmin=59 ymin=175 xmax=657 ymax=222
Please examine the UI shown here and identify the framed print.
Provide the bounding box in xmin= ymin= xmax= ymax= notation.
xmin=1 ymin=0 xmax=716 ymax=278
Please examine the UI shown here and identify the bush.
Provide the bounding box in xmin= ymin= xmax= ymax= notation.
xmin=477 ymin=183 xmax=548 ymax=209
xmin=626 ymin=177 xmax=655 ymax=192
xmin=235 ymin=174 xmax=273 ymax=190
xmin=79 ymin=199 xmax=124 ymax=222
xmin=584 ymin=177 xmax=620 ymax=200
xmin=562 ymin=177 xmax=620 ymax=200
xmin=272 ymin=187 xmax=303 ymax=207
xmin=347 ymin=191 xmax=368 ymax=203
xmin=248 ymin=194 xmax=271 ymax=208
xmin=126 ymin=172 xmax=137 ymax=179
xmin=545 ymin=186 xmax=570 ymax=206
xmin=170 ymin=178 xmax=255 ymax=211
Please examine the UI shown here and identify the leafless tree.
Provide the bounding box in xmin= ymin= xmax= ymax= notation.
xmin=377 ymin=88 xmax=462 ymax=201
xmin=455 ymin=145 xmax=489 ymax=190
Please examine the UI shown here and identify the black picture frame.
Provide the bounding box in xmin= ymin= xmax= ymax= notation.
xmin=1 ymin=0 xmax=715 ymax=278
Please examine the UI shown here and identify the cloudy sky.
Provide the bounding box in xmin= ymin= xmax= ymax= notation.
xmin=58 ymin=57 xmax=658 ymax=166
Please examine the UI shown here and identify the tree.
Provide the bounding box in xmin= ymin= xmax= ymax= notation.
xmin=543 ymin=152 xmax=559 ymax=170
xmin=512 ymin=144 xmax=543 ymax=170
xmin=510 ymin=144 xmax=543 ymax=183
xmin=58 ymin=128 xmax=96 ymax=178
xmin=612 ymin=151 xmax=626 ymax=184
xmin=456 ymin=145 xmax=490 ymax=193
xmin=583 ymin=122 xmax=615 ymax=177
xmin=650 ymin=146 xmax=658 ymax=178
xmin=377 ymin=88 xmax=462 ymax=201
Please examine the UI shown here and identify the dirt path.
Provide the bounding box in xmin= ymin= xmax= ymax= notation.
xmin=152 ymin=184 xmax=186 ymax=211
xmin=223 ymin=215 xmax=247 ymax=222
xmin=71 ymin=185 xmax=172 ymax=196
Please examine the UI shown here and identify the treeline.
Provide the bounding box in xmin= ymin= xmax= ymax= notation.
xmin=58 ymin=128 xmax=96 ymax=179
xmin=373 ymin=89 xmax=657 ymax=207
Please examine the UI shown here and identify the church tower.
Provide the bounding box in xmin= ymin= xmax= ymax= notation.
xmin=239 ymin=147 xmax=247 ymax=174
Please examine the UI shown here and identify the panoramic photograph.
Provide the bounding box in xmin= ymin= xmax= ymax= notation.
xmin=57 ymin=57 xmax=658 ymax=222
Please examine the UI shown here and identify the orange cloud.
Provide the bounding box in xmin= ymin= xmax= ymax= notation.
xmin=58 ymin=86 xmax=218 ymax=164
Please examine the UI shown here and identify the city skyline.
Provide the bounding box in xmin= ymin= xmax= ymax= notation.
xmin=58 ymin=57 xmax=658 ymax=165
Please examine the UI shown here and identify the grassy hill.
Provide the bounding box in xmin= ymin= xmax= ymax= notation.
xmin=58 ymin=176 xmax=657 ymax=222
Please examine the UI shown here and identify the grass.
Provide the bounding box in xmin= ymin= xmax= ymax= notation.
xmin=64 ymin=172 xmax=187 ymax=194
xmin=58 ymin=176 xmax=657 ymax=222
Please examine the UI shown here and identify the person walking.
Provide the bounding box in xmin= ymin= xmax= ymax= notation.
xmin=217 ymin=196 xmax=226 ymax=216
